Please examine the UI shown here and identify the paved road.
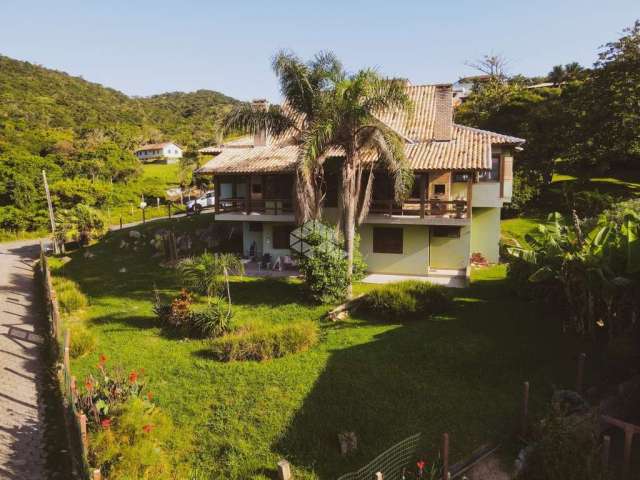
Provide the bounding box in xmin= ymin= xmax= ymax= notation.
xmin=0 ymin=240 xmax=45 ymax=479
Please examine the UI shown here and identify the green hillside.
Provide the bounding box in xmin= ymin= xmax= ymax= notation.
xmin=0 ymin=54 xmax=238 ymax=235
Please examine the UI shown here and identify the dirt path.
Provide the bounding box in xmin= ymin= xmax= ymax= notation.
xmin=0 ymin=240 xmax=46 ymax=479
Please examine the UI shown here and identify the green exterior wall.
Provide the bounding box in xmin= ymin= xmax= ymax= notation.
xmin=359 ymin=224 xmax=429 ymax=275
xmin=470 ymin=207 xmax=501 ymax=263
xmin=428 ymin=225 xmax=471 ymax=269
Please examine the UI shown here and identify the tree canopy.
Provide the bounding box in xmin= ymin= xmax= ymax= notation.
xmin=0 ymin=54 xmax=237 ymax=232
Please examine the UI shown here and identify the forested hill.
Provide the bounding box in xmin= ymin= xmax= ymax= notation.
xmin=0 ymin=55 xmax=238 ymax=149
xmin=0 ymin=54 xmax=238 ymax=234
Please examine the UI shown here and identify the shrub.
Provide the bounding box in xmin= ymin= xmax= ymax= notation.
xmin=153 ymin=289 xmax=231 ymax=338
xmin=362 ymin=281 xmax=452 ymax=320
xmin=69 ymin=325 xmax=96 ymax=358
xmin=209 ymin=320 xmax=319 ymax=361
xmin=298 ymin=246 xmax=349 ymax=304
xmin=518 ymin=408 xmax=607 ymax=480
xmin=54 ymin=277 xmax=88 ymax=314
xmin=90 ymin=397 xmax=176 ymax=480
xmin=191 ymin=299 xmax=232 ymax=338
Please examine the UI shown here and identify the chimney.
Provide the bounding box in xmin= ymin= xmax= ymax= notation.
xmin=251 ymin=99 xmax=271 ymax=146
xmin=433 ymin=85 xmax=453 ymax=141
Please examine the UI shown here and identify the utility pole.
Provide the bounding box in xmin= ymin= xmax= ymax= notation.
xmin=42 ymin=170 xmax=59 ymax=254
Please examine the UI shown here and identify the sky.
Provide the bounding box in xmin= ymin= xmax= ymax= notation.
xmin=1 ymin=0 xmax=639 ymax=102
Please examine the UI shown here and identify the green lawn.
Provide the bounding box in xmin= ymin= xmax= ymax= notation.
xmin=52 ymin=217 xmax=588 ymax=479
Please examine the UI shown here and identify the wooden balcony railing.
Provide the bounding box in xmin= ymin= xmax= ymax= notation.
xmin=217 ymin=197 xmax=294 ymax=215
xmin=369 ymin=198 xmax=468 ymax=219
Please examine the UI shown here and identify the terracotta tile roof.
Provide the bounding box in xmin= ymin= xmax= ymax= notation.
xmin=197 ymin=83 xmax=525 ymax=175
xmin=136 ymin=142 xmax=181 ymax=152
xmin=198 ymin=136 xmax=254 ymax=154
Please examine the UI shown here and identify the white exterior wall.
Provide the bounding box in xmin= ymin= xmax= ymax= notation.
xmin=135 ymin=143 xmax=183 ymax=164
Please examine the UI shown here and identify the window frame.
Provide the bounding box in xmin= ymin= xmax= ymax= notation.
xmin=272 ymin=225 xmax=292 ymax=250
xmin=372 ymin=227 xmax=403 ymax=254
xmin=479 ymin=154 xmax=501 ymax=182
xmin=431 ymin=226 xmax=461 ymax=238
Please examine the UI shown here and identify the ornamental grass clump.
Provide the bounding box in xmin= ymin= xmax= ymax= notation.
xmin=362 ymin=281 xmax=452 ymax=320
xmin=209 ymin=320 xmax=319 ymax=361
xmin=54 ymin=277 xmax=89 ymax=314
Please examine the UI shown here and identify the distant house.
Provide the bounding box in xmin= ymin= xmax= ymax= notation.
xmin=135 ymin=142 xmax=183 ymax=164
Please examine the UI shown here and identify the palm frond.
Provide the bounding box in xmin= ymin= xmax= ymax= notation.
xmin=223 ymin=103 xmax=295 ymax=137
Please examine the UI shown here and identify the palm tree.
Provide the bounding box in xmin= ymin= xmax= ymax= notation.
xmin=177 ymin=252 xmax=244 ymax=317
xmin=297 ymin=69 xmax=414 ymax=294
xmin=223 ymin=50 xmax=343 ymax=221
xmin=548 ymin=65 xmax=566 ymax=85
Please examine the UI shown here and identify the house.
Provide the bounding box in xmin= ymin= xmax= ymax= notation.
xmin=198 ymin=136 xmax=254 ymax=156
xmin=197 ymin=84 xmax=524 ymax=284
xmin=135 ymin=142 xmax=183 ymax=164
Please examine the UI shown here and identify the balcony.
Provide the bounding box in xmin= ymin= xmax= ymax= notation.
xmin=366 ymin=198 xmax=469 ymax=226
xmin=215 ymin=197 xmax=295 ymax=222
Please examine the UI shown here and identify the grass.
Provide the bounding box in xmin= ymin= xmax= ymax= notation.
xmin=500 ymin=169 xmax=640 ymax=249
xmin=51 ymin=216 xmax=592 ymax=479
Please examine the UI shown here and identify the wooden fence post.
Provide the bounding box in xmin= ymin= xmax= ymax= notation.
xmin=601 ymin=435 xmax=610 ymax=471
xmin=521 ymin=381 xmax=530 ymax=436
xmin=120 ymin=216 xmax=123 ymax=230
xmin=77 ymin=412 xmax=88 ymax=452
xmin=64 ymin=330 xmax=70 ymax=369
xmin=277 ymin=459 xmax=292 ymax=480
xmin=622 ymin=426 xmax=633 ymax=480
xmin=576 ymin=353 xmax=586 ymax=394
xmin=442 ymin=433 xmax=449 ymax=480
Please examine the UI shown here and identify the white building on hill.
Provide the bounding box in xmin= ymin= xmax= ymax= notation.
xmin=135 ymin=142 xmax=183 ymax=164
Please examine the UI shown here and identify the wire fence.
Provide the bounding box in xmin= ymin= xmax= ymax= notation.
xmin=337 ymin=433 xmax=422 ymax=480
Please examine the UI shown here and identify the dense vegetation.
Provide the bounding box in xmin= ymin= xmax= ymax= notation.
xmin=0 ymin=54 xmax=237 ymax=234
xmin=456 ymin=20 xmax=640 ymax=213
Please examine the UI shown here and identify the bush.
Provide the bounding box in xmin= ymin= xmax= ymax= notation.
xmin=362 ymin=281 xmax=452 ymax=320
xmin=69 ymin=325 xmax=96 ymax=358
xmin=298 ymin=246 xmax=349 ymax=304
xmin=209 ymin=320 xmax=319 ymax=361
xmin=153 ymin=289 xmax=231 ymax=338
xmin=191 ymin=299 xmax=232 ymax=338
xmin=54 ymin=277 xmax=88 ymax=314
xmin=519 ymin=408 xmax=607 ymax=480
xmin=90 ymin=397 xmax=177 ymax=480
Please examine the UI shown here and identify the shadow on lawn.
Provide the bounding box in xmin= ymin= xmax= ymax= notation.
xmin=272 ymin=282 xmax=575 ymax=479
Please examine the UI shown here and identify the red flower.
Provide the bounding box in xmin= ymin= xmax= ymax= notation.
xmin=85 ymin=378 xmax=93 ymax=392
xmin=98 ymin=354 xmax=107 ymax=367
xmin=417 ymin=460 xmax=426 ymax=471
xmin=101 ymin=418 xmax=111 ymax=430
xmin=142 ymin=423 xmax=154 ymax=434
xmin=128 ymin=370 xmax=138 ymax=384
xmin=146 ymin=391 xmax=153 ymax=401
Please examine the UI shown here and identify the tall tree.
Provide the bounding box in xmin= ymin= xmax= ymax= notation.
xmin=224 ymin=50 xmax=343 ymax=221
xmin=297 ymin=69 xmax=414 ymax=294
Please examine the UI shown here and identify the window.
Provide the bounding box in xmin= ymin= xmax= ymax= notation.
xmin=432 ymin=226 xmax=460 ymax=238
xmin=272 ymin=225 xmax=293 ymax=249
xmin=251 ymin=183 xmax=262 ymax=194
xmin=434 ymin=184 xmax=446 ymax=195
xmin=249 ymin=222 xmax=263 ymax=232
xmin=479 ymin=154 xmax=501 ymax=182
xmin=453 ymin=171 xmax=472 ymax=182
xmin=373 ymin=227 xmax=403 ymax=254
